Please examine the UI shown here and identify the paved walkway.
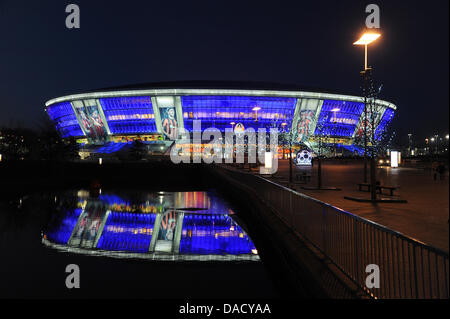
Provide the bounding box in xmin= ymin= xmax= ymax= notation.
xmin=261 ymin=159 xmax=449 ymax=252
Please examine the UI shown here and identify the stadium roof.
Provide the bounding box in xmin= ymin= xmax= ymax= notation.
xmin=45 ymin=80 xmax=396 ymax=110
xmin=90 ymin=80 xmax=355 ymax=96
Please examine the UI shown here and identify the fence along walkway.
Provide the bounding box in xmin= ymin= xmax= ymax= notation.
xmin=216 ymin=165 xmax=449 ymax=299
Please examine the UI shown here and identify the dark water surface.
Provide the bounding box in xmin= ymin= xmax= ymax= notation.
xmin=0 ymin=189 xmax=279 ymax=298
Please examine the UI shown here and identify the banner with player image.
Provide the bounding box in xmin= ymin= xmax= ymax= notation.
xmin=68 ymin=200 xmax=107 ymax=249
xmin=159 ymin=106 xmax=179 ymax=140
xmin=295 ymin=110 xmax=315 ymax=143
xmin=72 ymin=100 xmax=109 ymax=142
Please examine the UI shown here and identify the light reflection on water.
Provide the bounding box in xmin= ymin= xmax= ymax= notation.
xmin=42 ymin=190 xmax=259 ymax=261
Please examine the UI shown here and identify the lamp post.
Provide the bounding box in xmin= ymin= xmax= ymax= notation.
xmin=354 ymin=32 xmax=381 ymax=182
xmin=331 ymin=108 xmax=340 ymax=157
xmin=354 ymin=31 xmax=381 ymax=201
xmin=230 ymin=122 xmax=235 ymax=131
xmin=434 ymin=134 xmax=439 ymax=154
xmin=354 ymin=32 xmax=381 ymax=70
xmin=252 ymin=107 xmax=261 ymax=122
xmin=281 ymin=122 xmax=287 ymax=159
xmin=408 ymin=133 xmax=413 ymax=155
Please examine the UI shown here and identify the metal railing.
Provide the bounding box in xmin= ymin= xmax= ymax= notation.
xmin=215 ymin=165 xmax=449 ymax=299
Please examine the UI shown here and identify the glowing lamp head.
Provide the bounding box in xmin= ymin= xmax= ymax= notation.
xmin=252 ymin=107 xmax=261 ymax=111
xmin=331 ymin=108 xmax=340 ymax=112
xmin=230 ymin=122 xmax=235 ymax=125
xmin=354 ymin=32 xmax=381 ymax=45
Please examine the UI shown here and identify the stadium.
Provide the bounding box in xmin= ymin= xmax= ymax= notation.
xmin=44 ymin=81 xmax=396 ymax=158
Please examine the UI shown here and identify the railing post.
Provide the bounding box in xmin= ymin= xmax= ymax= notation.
xmin=413 ymin=246 xmax=419 ymax=298
xmin=290 ymin=191 xmax=294 ymax=231
xmin=355 ymin=219 xmax=359 ymax=285
xmin=322 ymin=205 xmax=327 ymax=254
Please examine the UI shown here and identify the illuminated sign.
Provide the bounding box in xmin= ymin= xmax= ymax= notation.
xmin=329 ymin=117 xmax=358 ymax=125
xmin=234 ymin=123 xmax=245 ymax=134
xmin=295 ymin=150 xmax=312 ymax=166
xmin=390 ymin=151 xmax=399 ymax=168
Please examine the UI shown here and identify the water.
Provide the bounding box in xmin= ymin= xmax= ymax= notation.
xmin=43 ymin=190 xmax=259 ymax=261
xmin=0 ymin=189 xmax=278 ymax=298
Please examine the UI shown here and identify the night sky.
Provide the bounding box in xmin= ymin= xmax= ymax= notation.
xmin=0 ymin=0 xmax=448 ymax=144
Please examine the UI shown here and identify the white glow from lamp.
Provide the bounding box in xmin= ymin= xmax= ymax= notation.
xmin=353 ymin=33 xmax=381 ymax=45
xmin=390 ymin=151 xmax=399 ymax=168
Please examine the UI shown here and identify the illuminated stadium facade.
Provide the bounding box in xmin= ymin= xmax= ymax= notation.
xmin=44 ymin=82 xmax=396 ymax=156
xmin=42 ymin=190 xmax=260 ymax=261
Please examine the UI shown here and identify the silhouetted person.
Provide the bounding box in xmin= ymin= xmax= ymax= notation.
xmin=432 ymin=161 xmax=438 ymax=181
xmin=438 ymin=163 xmax=445 ymax=180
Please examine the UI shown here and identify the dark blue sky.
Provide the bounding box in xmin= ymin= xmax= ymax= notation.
xmin=0 ymin=0 xmax=448 ymax=143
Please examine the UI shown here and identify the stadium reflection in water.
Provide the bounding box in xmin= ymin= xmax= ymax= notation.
xmin=42 ymin=190 xmax=259 ymax=261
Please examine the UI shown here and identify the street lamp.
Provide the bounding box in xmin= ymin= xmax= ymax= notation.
xmin=331 ymin=108 xmax=340 ymax=119
xmin=434 ymin=134 xmax=439 ymax=154
xmin=354 ymin=31 xmax=381 ymax=201
xmin=230 ymin=122 xmax=235 ymax=131
xmin=408 ymin=133 xmax=413 ymax=155
xmin=331 ymin=108 xmax=340 ymax=157
xmin=281 ymin=122 xmax=288 ymax=159
xmin=252 ymin=107 xmax=261 ymax=121
xmin=353 ymin=32 xmax=381 ymax=70
xmin=354 ymin=31 xmax=381 ymax=184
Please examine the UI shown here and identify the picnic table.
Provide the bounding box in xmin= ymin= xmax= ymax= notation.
xmin=295 ymin=173 xmax=311 ymax=184
xmin=357 ymin=182 xmax=397 ymax=196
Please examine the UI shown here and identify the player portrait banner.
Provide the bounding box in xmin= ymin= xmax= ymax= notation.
xmin=72 ymin=99 xmax=109 ymax=142
xmin=291 ymin=99 xmax=323 ymax=144
xmin=296 ymin=110 xmax=315 ymax=143
xmin=160 ymin=106 xmax=179 ymax=140
xmin=68 ymin=200 xmax=107 ymax=249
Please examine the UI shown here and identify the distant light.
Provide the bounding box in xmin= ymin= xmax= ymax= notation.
xmin=431 ymin=138 xmax=435 ymax=142
xmin=354 ymin=33 xmax=381 ymax=45
xmin=230 ymin=122 xmax=235 ymax=125
xmin=391 ymin=151 xmax=399 ymax=168
xmin=99 ymin=158 xmax=102 ymax=165
xmin=331 ymin=108 xmax=340 ymax=112
xmin=265 ymin=152 xmax=273 ymax=169
xmin=446 ymin=134 xmax=449 ymax=139
xmin=252 ymin=107 xmax=261 ymax=111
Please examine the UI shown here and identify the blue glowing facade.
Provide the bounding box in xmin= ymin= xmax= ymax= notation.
xmin=43 ymin=191 xmax=258 ymax=258
xmin=45 ymin=85 xmax=396 ymax=153
xmin=45 ymin=208 xmax=83 ymax=245
xmin=46 ymin=101 xmax=84 ymax=138
xmin=314 ymin=100 xmax=365 ymax=137
xmin=99 ymin=97 xmax=157 ymax=134
xmin=97 ymin=212 xmax=156 ymax=252
xmin=181 ymin=95 xmax=296 ymax=132
xmin=374 ymin=108 xmax=395 ymax=141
